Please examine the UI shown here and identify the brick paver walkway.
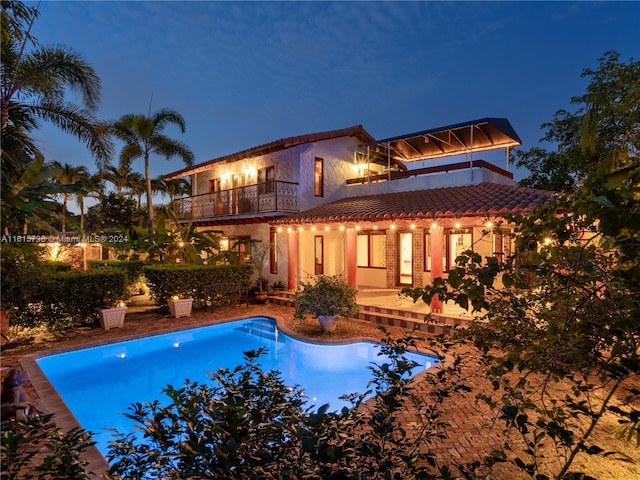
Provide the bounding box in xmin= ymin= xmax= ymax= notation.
xmin=2 ymin=301 xmax=638 ymax=479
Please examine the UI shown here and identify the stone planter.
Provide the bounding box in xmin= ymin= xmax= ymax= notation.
xmin=169 ymin=297 xmax=194 ymax=318
xmin=98 ymin=307 xmax=127 ymax=330
xmin=317 ymin=315 xmax=338 ymax=333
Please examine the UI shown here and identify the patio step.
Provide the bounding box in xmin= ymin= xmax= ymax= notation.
xmin=268 ymin=292 xmax=473 ymax=334
xmin=235 ymin=319 xmax=282 ymax=343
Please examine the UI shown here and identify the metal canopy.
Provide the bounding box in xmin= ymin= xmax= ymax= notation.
xmin=360 ymin=118 xmax=522 ymax=163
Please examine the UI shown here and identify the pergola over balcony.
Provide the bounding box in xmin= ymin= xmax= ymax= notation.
xmin=356 ymin=117 xmax=522 ymax=172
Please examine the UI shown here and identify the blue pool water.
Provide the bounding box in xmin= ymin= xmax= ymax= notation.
xmin=36 ymin=317 xmax=438 ymax=457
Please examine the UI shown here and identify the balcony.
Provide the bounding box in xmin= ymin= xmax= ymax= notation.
xmin=174 ymin=181 xmax=298 ymax=221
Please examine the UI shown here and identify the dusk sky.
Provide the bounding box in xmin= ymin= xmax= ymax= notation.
xmin=29 ymin=1 xmax=640 ymax=184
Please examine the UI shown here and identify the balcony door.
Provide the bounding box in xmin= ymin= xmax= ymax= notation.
xmin=232 ymin=174 xmax=246 ymax=214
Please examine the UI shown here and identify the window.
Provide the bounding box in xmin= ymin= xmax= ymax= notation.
xmin=445 ymin=228 xmax=472 ymax=271
xmin=424 ymin=231 xmax=431 ymax=271
xmin=209 ymin=178 xmax=221 ymax=193
xmin=224 ymin=235 xmax=251 ymax=264
xmin=314 ymin=236 xmax=324 ymax=274
xmin=270 ymin=227 xmax=278 ymax=274
xmin=314 ymin=157 xmax=324 ymax=197
xmin=492 ymin=230 xmax=512 ymax=263
xmin=258 ymin=166 xmax=275 ymax=194
xmin=357 ymin=231 xmax=386 ymax=268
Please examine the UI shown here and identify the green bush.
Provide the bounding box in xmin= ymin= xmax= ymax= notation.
xmin=87 ymin=259 xmax=145 ymax=281
xmin=9 ymin=269 xmax=128 ymax=330
xmin=1 ymin=413 xmax=94 ymax=480
xmin=143 ymin=263 xmax=252 ymax=309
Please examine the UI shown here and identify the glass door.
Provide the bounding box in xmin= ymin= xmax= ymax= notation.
xmin=398 ymin=232 xmax=412 ymax=285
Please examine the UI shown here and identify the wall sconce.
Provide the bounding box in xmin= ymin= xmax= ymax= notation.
xmin=219 ymin=238 xmax=229 ymax=251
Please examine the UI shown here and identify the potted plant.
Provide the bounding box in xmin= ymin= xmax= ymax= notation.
xmin=248 ymin=240 xmax=276 ymax=304
xmin=293 ymin=275 xmax=359 ymax=332
xmin=271 ymin=280 xmax=286 ymax=295
xmin=98 ymin=301 xmax=128 ymax=330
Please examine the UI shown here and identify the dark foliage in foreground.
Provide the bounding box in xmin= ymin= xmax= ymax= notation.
xmin=105 ymin=335 xmax=468 ymax=480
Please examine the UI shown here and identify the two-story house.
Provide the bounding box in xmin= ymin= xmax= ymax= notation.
xmin=164 ymin=118 xmax=553 ymax=312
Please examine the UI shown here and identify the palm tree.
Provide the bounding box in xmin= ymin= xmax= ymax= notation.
xmin=1 ymin=1 xmax=113 ymax=168
xmin=127 ymin=172 xmax=146 ymax=210
xmin=75 ymin=171 xmax=101 ymax=232
xmin=110 ymin=109 xmax=194 ymax=233
xmin=50 ymin=161 xmax=89 ymax=232
xmin=158 ymin=177 xmax=192 ymax=206
xmin=100 ymin=164 xmax=137 ymax=196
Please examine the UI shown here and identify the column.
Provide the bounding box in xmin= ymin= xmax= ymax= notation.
xmin=287 ymin=230 xmax=298 ymax=290
xmin=430 ymin=226 xmax=444 ymax=313
xmin=345 ymin=229 xmax=357 ymax=288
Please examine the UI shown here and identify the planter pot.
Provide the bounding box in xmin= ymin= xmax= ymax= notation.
xmin=98 ymin=307 xmax=127 ymax=330
xmin=253 ymin=291 xmax=269 ymax=304
xmin=169 ymin=298 xmax=194 ymax=318
xmin=317 ymin=315 xmax=338 ymax=333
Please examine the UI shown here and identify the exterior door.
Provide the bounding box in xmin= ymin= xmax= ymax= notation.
xmin=398 ymin=232 xmax=412 ymax=285
xmin=232 ymin=174 xmax=246 ymax=213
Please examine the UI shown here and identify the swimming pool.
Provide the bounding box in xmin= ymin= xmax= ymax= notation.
xmin=36 ymin=317 xmax=438 ymax=457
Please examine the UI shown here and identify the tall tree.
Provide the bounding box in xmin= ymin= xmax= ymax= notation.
xmin=109 ymin=109 xmax=194 ymax=233
xmin=516 ymin=51 xmax=639 ymax=192
xmin=0 ymin=0 xmax=113 ymax=169
xmin=75 ymin=170 xmax=101 ymax=232
xmin=99 ymin=164 xmax=137 ymax=196
xmin=403 ymin=54 xmax=640 ymax=478
xmin=50 ymin=161 xmax=89 ymax=232
xmin=157 ymin=177 xmax=192 ymax=206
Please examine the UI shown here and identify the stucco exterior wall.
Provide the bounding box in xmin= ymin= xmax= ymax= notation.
xmin=296 ymin=137 xmax=360 ymax=211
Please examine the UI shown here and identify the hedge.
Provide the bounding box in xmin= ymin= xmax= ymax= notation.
xmin=9 ymin=269 xmax=128 ymax=330
xmin=143 ymin=264 xmax=252 ymax=309
xmin=87 ymin=259 xmax=145 ymax=283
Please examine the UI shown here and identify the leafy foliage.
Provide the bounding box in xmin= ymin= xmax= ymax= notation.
xmin=293 ymin=274 xmax=359 ymax=320
xmin=143 ymin=263 xmax=252 ymax=309
xmin=515 ymin=51 xmax=639 ymax=192
xmin=1 ymin=246 xmax=129 ymax=329
xmin=402 ymin=170 xmax=640 ymax=478
xmin=1 ymin=413 xmax=95 ymax=480
xmin=106 ymin=333 xmax=467 ymax=480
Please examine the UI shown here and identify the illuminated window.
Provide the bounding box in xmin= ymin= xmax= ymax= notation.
xmin=424 ymin=231 xmax=431 ymax=271
xmin=357 ymin=231 xmax=386 ymax=268
xmin=270 ymin=227 xmax=278 ymax=274
xmin=444 ymin=228 xmax=472 ymax=270
xmin=314 ymin=157 xmax=324 ymax=197
xmin=315 ymin=236 xmax=324 ymax=274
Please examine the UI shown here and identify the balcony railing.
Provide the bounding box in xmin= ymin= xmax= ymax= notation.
xmin=174 ymin=181 xmax=298 ymax=221
xmin=346 ymin=159 xmax=513 ymax=185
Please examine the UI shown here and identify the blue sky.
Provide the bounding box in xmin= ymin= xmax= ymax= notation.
xmin=30 ymin=1 xmax=640 ymax=183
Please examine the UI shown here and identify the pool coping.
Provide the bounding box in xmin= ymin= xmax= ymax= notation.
xmin=20 ymin=312 xmax=442 ymax=479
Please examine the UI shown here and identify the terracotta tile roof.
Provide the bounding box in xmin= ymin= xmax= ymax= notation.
xmin=274 ymin=182 xmax=554 ymax=224
xmin=164 ymin=125 xmax=375 ymax=180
